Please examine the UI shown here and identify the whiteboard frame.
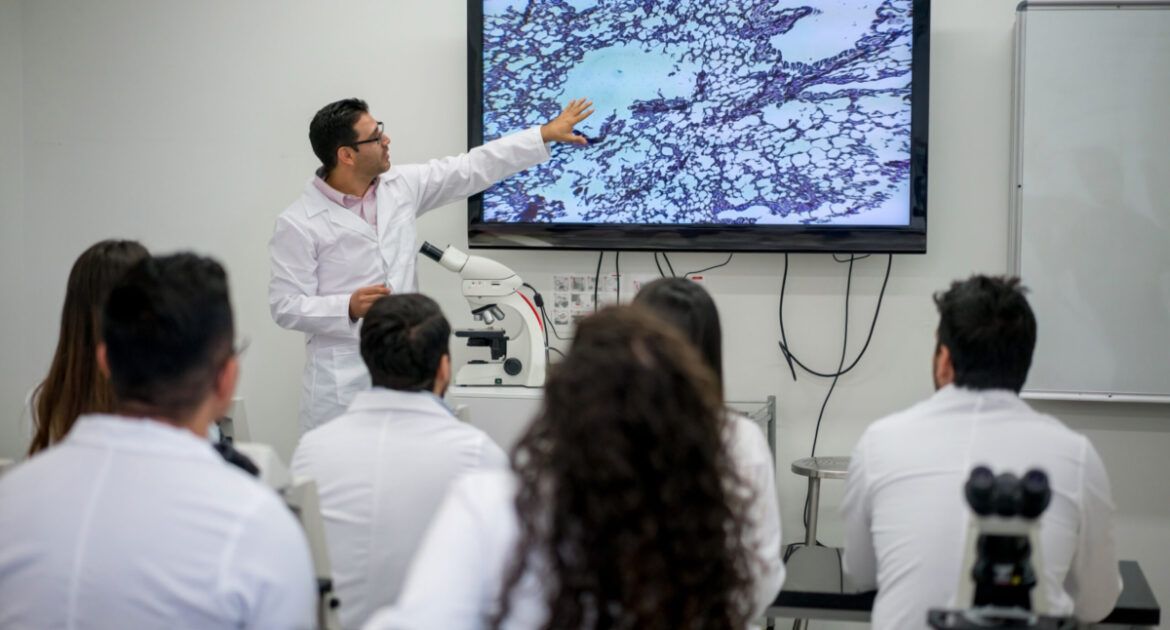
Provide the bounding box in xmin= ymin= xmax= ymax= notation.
xmin=1009 ymin=0 xmax=1170 ymax=404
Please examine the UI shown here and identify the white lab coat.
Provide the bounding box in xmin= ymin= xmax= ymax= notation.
xmin=365 ymin=415 xmax=784 ymax=630
xmin=290 ymin=387 xmax=507 ymax=629
xmin=841 ymin=385 xmax=1121 ymax=630
xmin=0 ymin=415 xmax=317 ymax=629
xmin=269 ymin=127 xmax=551 ymax=433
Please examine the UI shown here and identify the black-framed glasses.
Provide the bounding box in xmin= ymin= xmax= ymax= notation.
xmin=350 ymin=122 xmax=385 ymax=148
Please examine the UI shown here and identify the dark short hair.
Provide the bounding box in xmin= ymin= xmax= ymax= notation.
xmin=360 ymin=294 xmax=451 ymax=392
xmin=634 ymin=278 xmax=724 ymax=398
xmin=934 ymin=275 xmax=1037 ymax=392
xmin=309 ymin=98 xmax=369 ymax=177
xmin=102 ymin=253 xmax=235 ymax=419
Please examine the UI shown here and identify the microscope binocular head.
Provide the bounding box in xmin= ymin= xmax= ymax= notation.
xmin=965 ymin=466 xmax=1051 ymax=520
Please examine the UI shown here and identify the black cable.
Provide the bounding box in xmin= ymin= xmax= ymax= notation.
xmin=539 ymin=302 xmax=572 ymax=341
xmin=661 ymin=252 xmax=677 ymax=277
xmin=778 ymin=254 xmax=798 ymax=381
xmin=615 ymin=251 xmax=621 ymax=304
xmin=777 ymin=254 xmax=893 ymax=380
xmin=774 ymin=253 xmax=895 ymax=553
xmin=593 ymin=251 xmax=604 ymax=312
xmin=548 ymin=347 xmax=566 ymax=359
xmin=521 ymin=283 xmax=552 ymax=367
xmin=836 ymin=546 xmax=844 ymax=593
xmin=792 ymin=257 xmax=857 ymax=556
xmin=653 ymin=252 xmax=667 ymax=278
xmin=519 ymin=281 xmax=573 ymax=343
xmin=683 ymin=253 xmax=734 ymax=278
xmin=810 ymin=255 xmax=853 ymax=458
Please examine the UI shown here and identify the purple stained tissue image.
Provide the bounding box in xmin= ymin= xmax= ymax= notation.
xmin=481 ymin=0 xmax=914 ymax=226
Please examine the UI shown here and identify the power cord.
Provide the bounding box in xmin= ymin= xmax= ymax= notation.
xmin=661 ymin=251 xmax=677 ymax=277
xmin=683 ymin=253 xmax=734 ymax=277
xmin=653 ymin=252 xmax=669 ymax=277
xmin=615 ymin=251 xmax=621 ymax=303
xmin=593 ymin=251 xmax=604 ymax=312
xmin=521 ymin=283 xmax=553 ymax=367
xmin=776 ymin=253 xmax=894 ymax=560
xmin=778 ymin=254 xmax=893 ymax=380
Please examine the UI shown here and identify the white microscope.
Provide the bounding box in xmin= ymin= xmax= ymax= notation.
xmin=928 ymin=466 xmax=1073 ymax=630
xmin=419 ymin=242 xmax=546 ymax=387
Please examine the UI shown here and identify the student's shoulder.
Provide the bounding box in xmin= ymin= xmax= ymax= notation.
xmin=854 ymin=399 xmax=937 ymax=448
xmin=725 ymin=412 xmax=772 ymax=459
xmin=201 ymin=458 xmax=293 ymax=521
xmin=1019 ymin=407 xmax=1094 ymax=452
xmin=450 ymin=468 xmax=516 ymax=505
xmin=274 ymin=186 xmax=328 ymax=227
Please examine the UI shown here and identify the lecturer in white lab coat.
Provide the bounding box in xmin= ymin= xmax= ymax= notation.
xmin=269 ymin=97 xmax=593 ymax=432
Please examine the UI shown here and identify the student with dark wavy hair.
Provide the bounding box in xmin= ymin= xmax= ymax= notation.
xmin=634 ymin=277 xmax=784 ymax=614
xmin=366 ymin=307 xmax=761 ymax=629
xmin=27 ymin=239 xmax=149 ymax=456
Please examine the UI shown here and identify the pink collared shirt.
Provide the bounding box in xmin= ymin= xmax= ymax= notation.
xmin=313 ymin=175 xmax=378 ymax=228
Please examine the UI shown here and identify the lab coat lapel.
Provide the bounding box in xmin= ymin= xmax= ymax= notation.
xmin=375 ymin=171 xmax=399 ymax=246
xmin=303 ymin=181 xmax=377 ymax=242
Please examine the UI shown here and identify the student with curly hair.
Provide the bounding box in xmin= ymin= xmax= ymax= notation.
xmin=367 ymin=306 xmax=765 ymax=629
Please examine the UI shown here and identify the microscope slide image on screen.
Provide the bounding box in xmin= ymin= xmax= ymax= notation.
xmin=481 ymin=0 xmax=914 ymax=226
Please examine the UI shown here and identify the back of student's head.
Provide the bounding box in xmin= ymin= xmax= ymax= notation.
xmin=634 ymin=277 xmax=724 ymax=397
xmin=31 ymin=239 xmax=149 ymax=455
xmin=494 ymin=306 xmax=753 ymax=630
xmin=934 ymin=275 xmax=1037 ymax=393
xmin=102 ymin=253 xmax=235 ymax=420
xmin=360 ymin=294 xmax=450 ymax=391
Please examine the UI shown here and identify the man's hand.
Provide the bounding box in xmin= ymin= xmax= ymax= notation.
xmin=540 ymin=98 xmax=595 ymax=145
xmin=349 ymin=285 xmax=391 ymax=321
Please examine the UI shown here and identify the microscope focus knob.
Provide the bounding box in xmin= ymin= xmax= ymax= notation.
xmin=504 ymin=358 xmax=523 ymax=376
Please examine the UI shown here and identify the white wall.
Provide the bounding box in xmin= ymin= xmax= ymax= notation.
xmin=0 ymin=0 xmax=27 ymax=457
xmin=1 ymin=0 xmax=1166 ymax=625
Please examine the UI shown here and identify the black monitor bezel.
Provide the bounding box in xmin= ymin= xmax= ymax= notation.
xmin=466 ymin=0 xmax=930 ymax=254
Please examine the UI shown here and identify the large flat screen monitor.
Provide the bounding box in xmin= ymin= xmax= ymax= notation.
xmin=468 ymin=0 xmax=930 ymax=253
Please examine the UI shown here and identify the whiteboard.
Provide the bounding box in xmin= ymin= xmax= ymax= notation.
xmin=1010 ymin=1 xmax=1170 ymax=402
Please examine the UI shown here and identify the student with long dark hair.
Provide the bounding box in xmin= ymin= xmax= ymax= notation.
xmin=634 ymin=277 xmax=785 ymax=614
xmin=27 ymin=239 xmax=149 ymax=456
xmin=367 ymin=307 xmax=763 ymax=629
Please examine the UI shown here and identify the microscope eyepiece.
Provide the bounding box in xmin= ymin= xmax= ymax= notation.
xmin=420 ymin=241 xmax=445 ymax=262
xmin=965 ymin=466 xmax=996 ymax=516
xmin=1018 ymin=469 xmax=1051 ymax=519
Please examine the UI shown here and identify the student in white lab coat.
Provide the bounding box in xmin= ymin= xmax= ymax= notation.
xmin=0 ymin=254 xmax=316 ymax=629
xmin=269 ymin=97 xmax=594 ymax=433
xmin=841 ymin=276 xmax=1121 ymax=630
xmin=633 ymin=277 xmax=784 ymax=613
xmin=367 ymin=306 xmax=765 ymax=630
xmin=291 ymin=293 xmax=506 ymax=629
